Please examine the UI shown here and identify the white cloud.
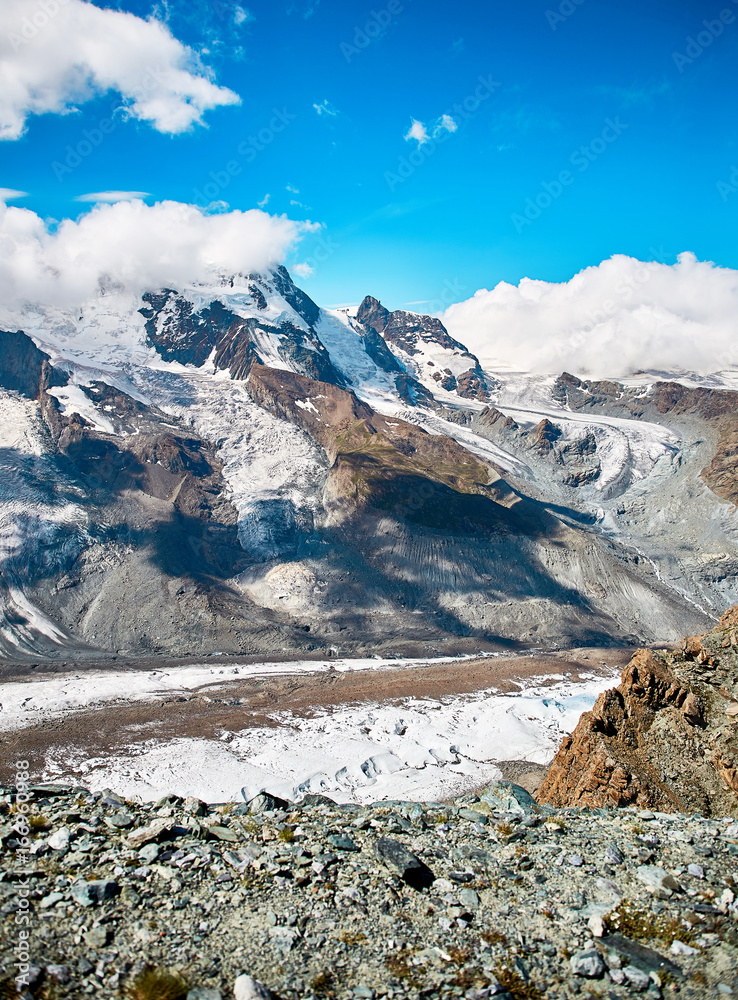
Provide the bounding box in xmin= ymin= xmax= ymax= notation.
xmin=0 ymin=188 xmax=28 ymax=201
xmin=75 ymin=191 xmax=150 ymax=203
xmin=292 ymin=262 xmax=314 ymax=279
xmin=0 ymin=199 xmax=316 ymax=326
xmin=286 ymin=184 xmax=299 ymax=194
xmin=0 ymin=0 xmax=240 ymax=140
xmin=404 ymin=115 xmax=457 ymax=146
xmin=404 ymin=119 xmax=429 ymax=145
xmin=313 ymin=99 xmax=338 ymax=117
xmin=442 ymin=253 xmax=738 ymax=377
xmin=258 ymin=193 xmax=271 ymax=208
xmin=233 ymin=6 xmax=254 ymax=25
xmin=437 ymin=114 xmax=457 ymax=135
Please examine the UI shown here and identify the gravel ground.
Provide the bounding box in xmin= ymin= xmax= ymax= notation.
xmin=1 ymin=782 xmax=737 ymax=1000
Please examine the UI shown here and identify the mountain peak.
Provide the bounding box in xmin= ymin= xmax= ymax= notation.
xmin=355 ymin=294 xmax=493 ymax=401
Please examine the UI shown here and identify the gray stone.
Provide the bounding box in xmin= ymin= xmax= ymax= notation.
xmin=568 ymin=854 xmax=584 ymax=867
xmin=569 ymin=950 xmax=606 ymax=978
xmin=84 ymin=925 xmax=110 ymax=949
xmin=605 ymin=844 xmax=624 ymax=865
xmin=458 ymin=808 xmax=488 ymax=825
xmin=623 ymin=965 xmax=651 ymax=991
xmin=636 ymin=865 xmax=680 ymax=894
xmin=46 ymin=965 xmax=71 ymax=984
xmin=234 ymin=977 xmax=271 ymax=1000
xmin=108 ymin=811 xmax=135 ymax=828
xmin=458 ymin=888 xmax=480 ymax=910
xmin=187 ymin=990 xmax=223 ymax=1000
xmin=40 ymin=892 xmax=64 ymax=909
xmin=326 ymin=834 xmax=359 ymax=852
xmin=244 ymin=792 xmax=291 ymax=815
xmin=375 ymin=838 xmax=434 ymax=889
xmin=478 ymin=781 xmax=537 ymax=815
xmin=208 ymin=825 xmax=239 ymax=843
xmin=71 ymin=879 xmax=119 ymax=907
xmin=138 ymin=842 xmax=160 ymax=863
xmin=47 ymin=826 xmax=71 ymax=851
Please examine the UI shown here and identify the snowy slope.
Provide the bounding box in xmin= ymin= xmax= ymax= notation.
xmin=0 ymin=265 xmax=736 ymax=656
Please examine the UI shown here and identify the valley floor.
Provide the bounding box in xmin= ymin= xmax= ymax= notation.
xmin=0 ymin=648 xmax=633 ymax=805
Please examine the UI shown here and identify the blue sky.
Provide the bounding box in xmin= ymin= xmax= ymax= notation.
xmin=2 ymin=0 xmax=737 ymax=310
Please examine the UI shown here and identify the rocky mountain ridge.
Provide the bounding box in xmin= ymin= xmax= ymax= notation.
xmin=539 ymin=607 xmax=738 ymax=817
xmin=0 ymin=267 xmax=736 ymax=659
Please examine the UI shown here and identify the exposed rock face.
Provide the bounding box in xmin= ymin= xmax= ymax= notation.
xmin=355 ymin=295 xmax=492 ymax=401
xmin=0 ymin=329 xmax=68 ymax=400
xmin=467 ymin=408 xmax=601 ymax=489
xmin=552 ymin=373 xmax=738 ymax=505
xmin=532 ymin=418 xmax=562 ymax=455
xmin=270 ymin=264 xmax=321 ymax=327
xmin=246 ymin=364 xmax=530 ymax=535
xmin=538 ymin=607 xmax=738 ymax=817
xmin=141 ymin=284 xmax=344 ymax=386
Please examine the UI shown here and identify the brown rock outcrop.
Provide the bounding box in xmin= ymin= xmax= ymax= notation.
xmin=247 ymin=364 xmax=551 ymax=537
xmin=537 ymin=607 xmax=738 ymax=817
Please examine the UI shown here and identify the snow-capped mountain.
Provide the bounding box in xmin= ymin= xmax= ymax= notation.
xmin=0 ymin=266 xmax=736 ymax=661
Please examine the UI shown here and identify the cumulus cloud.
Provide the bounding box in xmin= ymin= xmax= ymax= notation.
xmin=292 ymin=262 xmax=314 ymax=279
xmin=404 ymin=115 xmax=457 ymax=146
xmin=0 ymin=188 xmax=28 ymax=201
xmin=0 ymin=199 xmax=315 ymax=326
xmin=437 ymin=114 xmax=458 ymax=134
xmin=442 ymin=254 xmax=738 ymax=377
xmin=404 ymin=119 xmax=429 ymax=145
xmin=0 ymin=0 xmax=240 ymax=140
xmin=75 ymin=191 xmax=150 ymax=203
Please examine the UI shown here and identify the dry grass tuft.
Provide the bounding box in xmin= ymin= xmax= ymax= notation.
xmin=124 ymin=966 xmax=188 ymax=1000
xmin=491 ymin=964 xmax=543 ymax=1000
